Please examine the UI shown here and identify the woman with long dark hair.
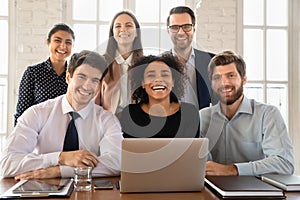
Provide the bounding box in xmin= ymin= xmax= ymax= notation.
xmin=15 ymin=23 xmax=75 ymax=125
xmin=95 ymin=10 xmax=143 ymax=113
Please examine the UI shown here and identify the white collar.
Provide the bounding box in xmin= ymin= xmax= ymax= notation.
xmin=62 ymin=95 xmax=94 ymax=120
xmin=115 ymin=53 xmax=133 ymax=66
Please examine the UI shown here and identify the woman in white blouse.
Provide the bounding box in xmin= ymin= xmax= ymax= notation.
xmin=95 ymin=10 xmax=143 ymax=113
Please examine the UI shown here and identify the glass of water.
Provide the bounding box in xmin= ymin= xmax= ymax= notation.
xmin=74 ymin=166 xmax=93 ymax=191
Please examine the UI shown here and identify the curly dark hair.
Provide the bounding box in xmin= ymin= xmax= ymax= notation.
xmin=130 ymin=53 xmax=186 ymax=104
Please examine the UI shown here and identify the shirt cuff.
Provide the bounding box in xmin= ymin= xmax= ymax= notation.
xmin=43 ymin=152 xmax=60 ymax=166
xmin=59 ymin=165 xmax=74 ymax=177
xmin=234 ymin=162 xmax=254 ymax=176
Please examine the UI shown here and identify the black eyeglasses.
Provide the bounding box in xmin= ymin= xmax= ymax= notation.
xmin=168 ymin=24 xmax=194 ymax=33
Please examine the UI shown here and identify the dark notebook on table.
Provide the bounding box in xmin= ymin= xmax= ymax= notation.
xmin=205 ymin=176 xmax=285 ymax=199
xmin=261 ymin=174 xmax=300 ymax=191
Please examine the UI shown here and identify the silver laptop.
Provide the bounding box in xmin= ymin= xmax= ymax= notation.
xmin=120 ymin=138 xmax=209 ymax=193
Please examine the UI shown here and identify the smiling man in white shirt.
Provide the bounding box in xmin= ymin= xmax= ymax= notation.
xmin=0 ymin=50 xmax=123 ymax=179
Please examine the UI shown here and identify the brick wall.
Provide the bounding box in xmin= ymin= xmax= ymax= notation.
xmin=196 ymin=0 xmax=237 ymax=54
xmin=14 ymin=0 xmax=64 ymax=95
xmin=7 ymin=0 xmax=65 ymax=134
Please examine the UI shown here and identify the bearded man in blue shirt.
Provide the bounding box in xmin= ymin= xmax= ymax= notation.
xmin=200 ymin=50 xmax=294 ymax=176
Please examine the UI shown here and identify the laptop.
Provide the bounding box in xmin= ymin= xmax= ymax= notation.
xmin=120 ymin=138 xmax=209 ymax=193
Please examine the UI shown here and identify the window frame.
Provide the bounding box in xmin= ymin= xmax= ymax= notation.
xmin=238 ymin=0 xmax=289 ymax=121
xmin=0 ymin=0 xmax=14 ymax=151
xmin=238 ymin=0 xmax=300 ymax=173
xmin=65 ymin=0 xmax=195 ymax=55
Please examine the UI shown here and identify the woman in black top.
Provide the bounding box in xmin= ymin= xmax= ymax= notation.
xmin=118 ymin=54 xmax=199 ymax=138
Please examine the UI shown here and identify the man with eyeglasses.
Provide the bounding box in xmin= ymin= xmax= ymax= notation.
xmin=167 ymin=6 xmax=216 ymax=110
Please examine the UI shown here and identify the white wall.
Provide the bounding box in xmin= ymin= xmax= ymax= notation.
xmin=15 ymin=0 xmax=64 ymax=75
xmin=9 ymin=0 xmax=65 ymax=131
xmin=196 ymin=0 xmax=237 ymax=53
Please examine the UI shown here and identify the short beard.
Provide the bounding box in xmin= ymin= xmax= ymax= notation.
xmin=215 ymin=85 xmax=244 ymax=105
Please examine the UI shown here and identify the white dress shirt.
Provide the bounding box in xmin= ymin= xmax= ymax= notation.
xmin=172 ymin=48 xmax=198 ymax=107
xmin=0 ymin=95 xmax=123 ymax=177
xmin=115 ymin=53 xmax=133 ymax=113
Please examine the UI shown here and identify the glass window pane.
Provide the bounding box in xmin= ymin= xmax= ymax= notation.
xmin=266 ymin=29 xmax=287 ymax=81
xmin=0 ymin=0 xmax=8 ymax=16
xmin=266 ymin=0 xmax=288 ymax=26
xmin=0 ymin=20 xmax=8 ymax=75
xmin=243 ymin=0 xmax=264 ymax=26
xmin=99 ymin=0 xmax=123 ymax=21
xmin=244 ymin=83 xmax=264 ymax=103
xmin=73 ymin=0 xmax=96 ymax=20
xmin=73 ymin=24 xmax=97 ymax=52
xmin=160 ymin=27 xmax=172 ymax=53
xmin=97 ymin=25 xmax=109 ymax=53
xmin=243 ymin=29 xmax=264 ymax=81
xmin=0 ymin=78 xmax=7 ymax=133
xmin=141 ymin=26 xmax=159 ymax=55
xmin=161 ymin=0 xmax=185 ymax=23
xmin=136 ymin=0 xmax=159 ymax=22
xmin=267 ymin=84 xmax=288 ymax=124
xmin=143 ymin=47 xmax=160 ymax=56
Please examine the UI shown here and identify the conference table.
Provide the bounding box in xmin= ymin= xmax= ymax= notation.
xmin=0 ymin=176 xmax=300 ymax=200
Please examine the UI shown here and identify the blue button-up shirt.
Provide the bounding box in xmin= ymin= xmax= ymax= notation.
xmin=200 ymin=96 xmax=294 ymax=175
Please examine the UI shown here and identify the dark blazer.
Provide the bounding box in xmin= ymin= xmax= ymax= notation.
xmin=168 ymin=48 xmax=216 ymax=110
xmin=194 ymin=48 xmax=216 ymax=109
